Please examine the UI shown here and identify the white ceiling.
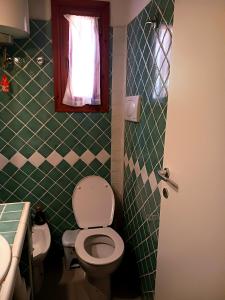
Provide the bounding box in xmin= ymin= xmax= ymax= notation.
xmin=28 ymin=0 xmax=151 ymax=26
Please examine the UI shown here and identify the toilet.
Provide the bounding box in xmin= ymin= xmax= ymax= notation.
xmin=32 ymin=223 xmax=51 ymax=294
xmin=63 ymin=176 xmax=124 ymax=300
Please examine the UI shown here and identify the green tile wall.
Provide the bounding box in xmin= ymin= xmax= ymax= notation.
xmin=0 ymin=20 xmax=112 ymax=251
xmin=123 ymin=0 xmax=174 ymax=298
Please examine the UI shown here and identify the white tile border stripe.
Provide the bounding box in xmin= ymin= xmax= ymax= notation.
xmin=125 ymin=153 xmax=160 ymax=192
xmin=0 ymin=150 xmax=111 ymax=170
xmin=10 ymin=153 xmax=27 ymax=169
xmin=0 ymin=154 xmax=8 ymax=169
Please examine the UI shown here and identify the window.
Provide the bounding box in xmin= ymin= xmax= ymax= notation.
xmin=51 ymin=0 xmax=110 ymax=112
xmin=63 ymin=15 xmax=101 ymax=107
xmin=153 ymin=25 xmax=172 ymax=101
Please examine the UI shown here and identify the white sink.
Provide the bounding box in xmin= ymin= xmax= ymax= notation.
xmin=0 ymin=235 xmax=11 ymax=284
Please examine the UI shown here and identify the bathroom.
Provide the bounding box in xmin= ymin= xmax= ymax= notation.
xmin=0 ymin=0 xmax=225 ymax=299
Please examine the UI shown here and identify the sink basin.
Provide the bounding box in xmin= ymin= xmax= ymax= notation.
xmin=0 ymin=235 xmax=11 ymax=284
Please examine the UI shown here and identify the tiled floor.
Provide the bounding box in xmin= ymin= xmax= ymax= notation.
xmin=35 ymin=258 xmax=141 ymax=300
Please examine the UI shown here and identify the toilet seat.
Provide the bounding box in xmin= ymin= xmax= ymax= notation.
xmin=69 ymin=176 xmax=124 ymax=273
xmin=75 ymin=227 xmax=124 ymax=266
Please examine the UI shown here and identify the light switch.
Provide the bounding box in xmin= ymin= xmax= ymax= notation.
xmin=124 ymin=95 xmax=141 ymax=122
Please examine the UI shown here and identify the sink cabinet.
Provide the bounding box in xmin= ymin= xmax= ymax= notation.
xmin=0 ymin=202 xmax=33 ymax=300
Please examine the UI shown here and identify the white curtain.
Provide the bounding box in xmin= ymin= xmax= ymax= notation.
xmin=63 ymin=15 xmax=101 ymax=107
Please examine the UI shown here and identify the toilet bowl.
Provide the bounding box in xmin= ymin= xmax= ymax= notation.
xmin=32 ymin=223 xmax=51 ymax=293
xmin=75 ymin=227 xmax=124 ymax=279
xmin=68 ymin=176 xmax=124 ymax=300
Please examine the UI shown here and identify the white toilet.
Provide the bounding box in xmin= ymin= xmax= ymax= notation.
xmin=64 ymin=176 xmax=124 ymax=300
xmin=32 ymin=223 xmax=51 ymax=293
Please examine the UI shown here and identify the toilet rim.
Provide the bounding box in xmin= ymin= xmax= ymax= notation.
xmin=75 ymin=227 xmax=124 ymax=266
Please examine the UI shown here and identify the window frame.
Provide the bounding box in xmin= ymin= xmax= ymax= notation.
xmin=51 ymin=0 xmax=110 ymax=112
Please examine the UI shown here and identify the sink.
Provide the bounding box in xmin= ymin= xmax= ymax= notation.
xmin=0 ymin=234 xmax=11 ymax=284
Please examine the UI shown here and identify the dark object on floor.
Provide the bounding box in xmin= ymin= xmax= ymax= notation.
xmin=34 ymin=206 xmax=46 ymax=225
xmin=112 ymin=247 xmax=141 ymax=298
xmin=70 ymin=258 xmax=80 ymax=269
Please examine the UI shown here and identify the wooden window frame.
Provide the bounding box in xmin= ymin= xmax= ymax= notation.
xmin=51 ymin=0 xmax=110 ymax=112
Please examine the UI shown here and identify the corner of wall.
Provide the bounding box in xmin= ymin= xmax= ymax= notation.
xmin=111 ymin=25 xmax=127 ymax=201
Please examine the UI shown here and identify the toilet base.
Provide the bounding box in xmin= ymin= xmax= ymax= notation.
xmin=85 ymin=273 xmax=111 ymax=300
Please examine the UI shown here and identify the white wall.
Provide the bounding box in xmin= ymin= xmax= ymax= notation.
xmin=29 ymin=0 xmax=51 ymax=21
xmin=105 ymin=0 xmax=150 ymax=25
xmin=125 ymin=0 xmax=150 ymax=24
xmin=28 ymin=0 xmax=150 ymax=25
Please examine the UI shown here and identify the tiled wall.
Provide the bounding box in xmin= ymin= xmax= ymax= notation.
xmin=123 ymin=0 xmax=174 ymax=298
xmin=0 ymin=20 xmax=111 ymax=250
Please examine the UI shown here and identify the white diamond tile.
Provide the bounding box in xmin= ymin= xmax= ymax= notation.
xmin=81 ymin=150 xmax=95 ymax=165
xmin=128 ymin=157 xmax=134 ymax=172
xmin=10 ymin=153 xmax=27 ymax=169
xmin=158 ymin=180 xmax=164 ymax=197
xmin=28 ymin=152 xmax=45 ymax=167
xmin=141 ymin=165 xmax=148 ymax=184
xmin=124 ymin=153 xmax=128 ymax=167
xmin=96 ymin=149 xmax=110 ymax=164
xmin=47 ymin=151 xmax=63 ymax=167
xmin=0 ymin=154 xmax=8 ymax=169
xmin=149 ymin=171 xmax=158 ymax=193
xmin=134 ymin=161 xmax=141 ymax=177
xmin=64 ymin=150 xmax=79 ymax=166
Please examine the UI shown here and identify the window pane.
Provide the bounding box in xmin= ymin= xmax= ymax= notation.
xmin=63 ymin=15 xmax=101 ymax=107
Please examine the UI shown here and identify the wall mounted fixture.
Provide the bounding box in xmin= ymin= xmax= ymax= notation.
xmin=125 ymin=95 xmax=141 ymax=123
xmin=0 ymin=33 xmax=13 ymax=46
xmin=36 ymin=56 xmax=45 ymax=66
xmin=145 ymin=17 xmax=159 ymax=29
xmin=1 ymin=48 xmax=45 ymax=69
xmin=1 ymin=47 xmax=24 ymax=69
xmin=0 ymin=0 xmax=29 ymax=45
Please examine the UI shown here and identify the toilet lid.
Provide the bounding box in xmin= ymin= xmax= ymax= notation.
xmin=72 ymin=176 xmax=115 ymax=228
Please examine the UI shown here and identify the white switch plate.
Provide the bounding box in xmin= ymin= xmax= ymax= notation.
xmin=124 ymin=95 xmax=141 ymax=122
